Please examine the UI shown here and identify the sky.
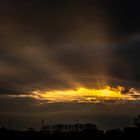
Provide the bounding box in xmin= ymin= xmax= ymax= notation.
xmin=0 ymin=0 xmax=140 ymax=130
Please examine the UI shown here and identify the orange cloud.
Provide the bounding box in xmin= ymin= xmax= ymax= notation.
xmin=31 ymin=86 xmax=140 ymax=103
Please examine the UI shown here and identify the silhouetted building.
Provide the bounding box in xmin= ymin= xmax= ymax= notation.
xmin=40 ymin=123 xmax=98 ymax=133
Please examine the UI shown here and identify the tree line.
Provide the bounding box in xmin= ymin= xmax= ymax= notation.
xmin=0 ymin=115 xmax=140 ymax=139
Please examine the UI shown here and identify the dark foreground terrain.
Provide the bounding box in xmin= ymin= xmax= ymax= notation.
xmin=0 ymin=125 xmax=140 ymax=140
xmin=0 ymin=116 xmax=140 ymax=139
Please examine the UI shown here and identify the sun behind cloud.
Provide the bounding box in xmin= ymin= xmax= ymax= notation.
xmin=31 ymin=86 xmax=140 ymax=103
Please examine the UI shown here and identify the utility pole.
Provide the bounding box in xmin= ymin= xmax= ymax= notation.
xmin=41 ymin=120 xmax=44 ymax=128
xmin=8 ymin=120 xmax=11 ymax=130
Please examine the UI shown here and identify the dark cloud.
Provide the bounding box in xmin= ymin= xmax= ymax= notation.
xmin=0 ymin=97 xmax=139 ymax=130
xmin=109 ymin=37 xmax=140 ymax=87
xmin=0 ymin=0 xmax=140 ymax=94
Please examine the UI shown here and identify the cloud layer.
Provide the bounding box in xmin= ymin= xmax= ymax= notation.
xmin=0 ymin=1 xmax=140 ymax=96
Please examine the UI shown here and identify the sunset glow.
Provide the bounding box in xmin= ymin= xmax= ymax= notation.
xmin=31 ymin=86 xmax=139 ymax=103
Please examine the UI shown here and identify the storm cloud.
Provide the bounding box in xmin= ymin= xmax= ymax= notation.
xmin=0 ymin=0 xmax=140 ymax=95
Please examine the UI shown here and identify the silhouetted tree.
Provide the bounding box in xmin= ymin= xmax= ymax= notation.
xmin=133 ymin=115 xmax=140 ymax=128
